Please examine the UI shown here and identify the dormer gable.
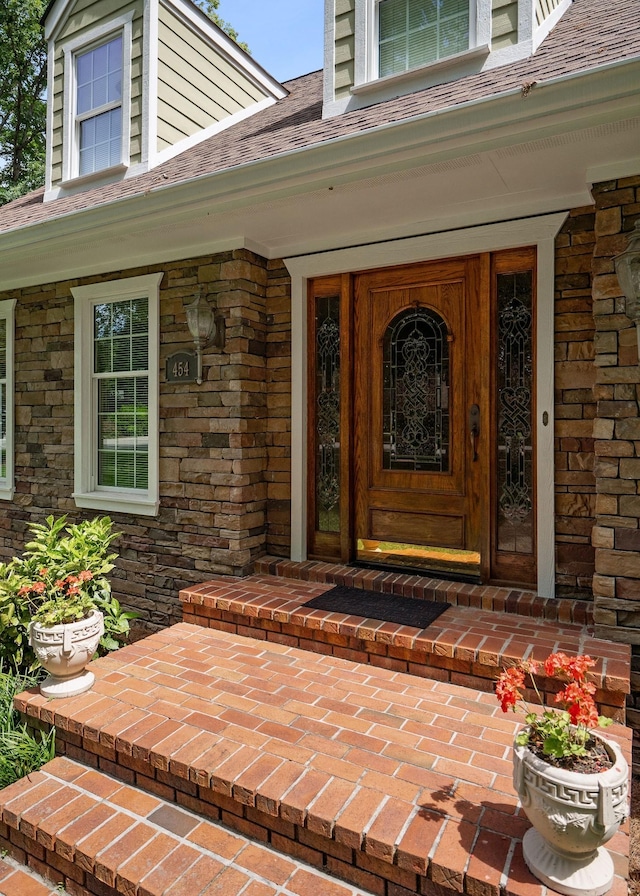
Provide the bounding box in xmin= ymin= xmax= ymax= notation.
xmin=42 ymin=0 xmax=286 ymax=202
xmin=322 ymin=0 xmax=572 ymax=117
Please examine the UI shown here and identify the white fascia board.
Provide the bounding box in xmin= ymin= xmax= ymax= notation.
xmin=587 ymin=157 xmax=640 ymax=185
xmin=161 ymin=0 xmax=287 ymax=100
xmin=44 ymin=0 xmax=72 ymax=41
xmin=0 ymin=232 xmax=250 ymax=291
xmin=153 ymin=96 xmax=277 ymax=166
xmin=533 ymin=0 xmax=573 ymax=52
xmin=1 ymin=55 xmax=638 ymax=266
xmin=120 ymin=56 xmax=640 ymax=204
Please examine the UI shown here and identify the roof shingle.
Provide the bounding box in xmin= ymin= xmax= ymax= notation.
xmin=0 ymin=0 xmax=637 ymax=235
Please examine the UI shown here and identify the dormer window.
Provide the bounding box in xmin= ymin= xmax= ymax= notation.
xmin=76 ymin=36 xmax=123 ymax=176
xmin=324 ymin=0 xmax=573 ymax=117
xmin=378 ymin=0 xmax=470 ymax=77
xmin=58 ymin=12 xmax=133 ymax=186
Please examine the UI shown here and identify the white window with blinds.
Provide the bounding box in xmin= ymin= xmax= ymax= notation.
xmin=0 ymin=300 xmax=16 ymax=502
xmin=73 ymin=274 xmax=161 ymax=516
xmin=76 ymin=36 xmax=124 ymax=176
xmin=61 ymin=12 xmax=133 ymax=183
xmin=377 ymin=0 xmax=471 ymax=76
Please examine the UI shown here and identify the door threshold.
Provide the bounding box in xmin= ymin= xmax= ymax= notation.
xmin=350 ymin=559 xmax=482 ymax=585
xmin=356 ymin=538 xmax=482 ymax=584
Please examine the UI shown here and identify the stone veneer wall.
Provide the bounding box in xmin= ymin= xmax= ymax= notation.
xmin=554 ymin=207 xmax=597 ymax=598
xmin=0 ymin=248 xmax=284 ymax=630
xmin=5 ymin=189 xmax=640 ymax=632
xmin=589 ymin=175 xmax=640 ymax=725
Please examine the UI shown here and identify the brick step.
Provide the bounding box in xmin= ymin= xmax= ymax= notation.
xmin=181 ymin=572 xmax=630 ymax=719
xmin=0 ymin=756 xmax=374 ymax=896
xmin=251 ymin=558 xmax=594 ymax=625
xmin=0 ymin=853 xmax=64 ymax=896
xmin=17 ymin=624 xmax=631 ymax=896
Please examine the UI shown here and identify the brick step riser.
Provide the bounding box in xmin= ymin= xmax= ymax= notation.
xmin=0 ymin=827 xmax=99 ymax=896
xmin=41 ymin=734 xmax=436 ymax=896
xmin=253 ymin=558 xmax=594 ymax=626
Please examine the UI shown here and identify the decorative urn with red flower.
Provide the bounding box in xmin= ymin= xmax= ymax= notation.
xmin=496 ymin=653 xmax=628 ymax=896
xmin=27 ymin=569 xmax=105 ymax=699
xmin=0 ymin=515 xmax=120 ymax=698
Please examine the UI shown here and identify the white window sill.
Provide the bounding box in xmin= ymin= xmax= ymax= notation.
xmin=44 ymin=161 xmax=148 ymax=203
xmin=61 ymin=162 xmax=128 ymax=190
xmin=351 ymin=44 xmax=490 ymax=96
xmin=0 ymin=486 xmax=14 ymax=501
xmin=73 ymin=490 xmax=159 ymax=517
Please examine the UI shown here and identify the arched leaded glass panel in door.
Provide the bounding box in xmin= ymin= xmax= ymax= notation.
xmin=382 ymin=306 xmax=450 ymax=472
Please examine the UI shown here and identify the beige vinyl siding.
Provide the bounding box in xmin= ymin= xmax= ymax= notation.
xmin=51 ymin=51 xmax=65 ymax=184
xmin=535 ymin=0 xmax=561 ymax=26
xmin=51 ymin=0 xmax=144 ymax=186
xmin=157 ymin=5 xmax=266 ymax=151
xmin=334 ymin=0 xmax=356 ymax=99
xmin=492 ymin=0 xmax=518 ymax=48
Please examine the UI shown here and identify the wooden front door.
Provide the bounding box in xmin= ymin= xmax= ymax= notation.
xmin=306 ymin=248 xmax=537 ymax=586
xmin=353 ymin=257 xmax=490 ymax=579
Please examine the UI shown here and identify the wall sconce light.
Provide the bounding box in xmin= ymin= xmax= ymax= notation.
xmin=185 ymin=292 xmax=225 ymax=384
xmin=614 ymin=220 xmax=640 ymax=360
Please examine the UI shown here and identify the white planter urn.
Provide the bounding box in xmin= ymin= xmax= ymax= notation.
xmin=513 ymin=733 xmax=628 ymax=896
xmin=29 ymin=609 xmax=104 ymax=699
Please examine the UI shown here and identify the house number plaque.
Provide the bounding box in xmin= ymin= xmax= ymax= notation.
xmin=166 ymin=350 xmax=198 ymax=383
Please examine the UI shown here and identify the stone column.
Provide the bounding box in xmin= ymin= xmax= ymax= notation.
xmin=554 ymin=207 xmax=597 ymax=598
xmin=590 ymin=176 xmax=640 ymax=724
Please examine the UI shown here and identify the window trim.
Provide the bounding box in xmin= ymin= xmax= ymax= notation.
xmin=73 ymin=273 xmax=162 ymax=516
xmin=61 ymin=12 xmax=133 ymax=185
xmin=0 ymin=299 xmax=16 ymax=502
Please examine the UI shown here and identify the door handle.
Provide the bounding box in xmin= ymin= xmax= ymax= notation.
xmin=469 ymin=404 xmax=480 ymax=462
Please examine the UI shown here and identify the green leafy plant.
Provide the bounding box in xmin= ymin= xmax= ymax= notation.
xmin=98 ymin=595 xmax=139 ymax=652
xmin=496 ymin=652 xmax=613 ymax=765
xmin=0 ymin=667 xmax=55 ymax=788
xmin=0 ymin=515 xmax=137 ymax=672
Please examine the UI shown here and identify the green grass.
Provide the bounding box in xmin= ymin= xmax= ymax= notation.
xmin=0 ymin=668 xmax=55 ymax=787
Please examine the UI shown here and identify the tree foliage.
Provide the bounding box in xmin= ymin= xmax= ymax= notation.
xmin=0 ymin=0 xmax=47 ymax=204
xmin=196 ymin=0 xmax=249 ymax=53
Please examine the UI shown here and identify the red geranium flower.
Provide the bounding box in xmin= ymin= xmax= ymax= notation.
xmin=496 ymin=651 xmax=611 ymax=761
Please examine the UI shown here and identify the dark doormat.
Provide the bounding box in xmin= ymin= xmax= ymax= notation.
xmin=304 ymin=585 xmax=450 ymax=630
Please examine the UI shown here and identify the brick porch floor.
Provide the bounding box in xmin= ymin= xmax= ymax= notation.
xmin=13 ymin=622 xmax=632 ymax=896
xmin=180 ymin=566 xmax=630 ymax=720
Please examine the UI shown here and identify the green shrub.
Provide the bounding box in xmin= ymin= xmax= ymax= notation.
xmin=0 ymin=668 xmax=55 ymax=787
xmin=0 ymin=515 xmax=138 ymax=673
